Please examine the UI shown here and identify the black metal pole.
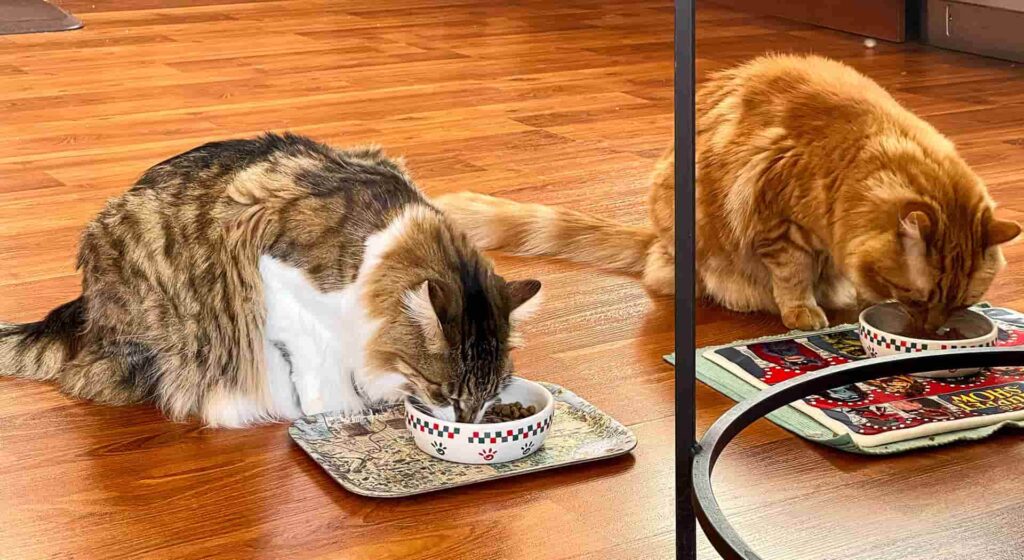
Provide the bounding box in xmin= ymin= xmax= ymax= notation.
xmin=675 ymin=0 xmax=697 ymax=558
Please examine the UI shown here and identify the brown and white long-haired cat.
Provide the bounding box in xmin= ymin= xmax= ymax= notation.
xmin=437 ymin=54 xmax=1019 ymax=331
xmin=0 ymin=133 xmax=542 ymax=427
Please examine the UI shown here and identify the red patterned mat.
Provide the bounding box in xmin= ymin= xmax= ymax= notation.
xmin=704 ymin=306 xmax=1024 ymax=448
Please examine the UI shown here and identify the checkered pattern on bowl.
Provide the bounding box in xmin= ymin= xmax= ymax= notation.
xmin=406 ymin=413 xmax=553 ymax=444
xmin=407 ymin=416 xmax=462 ymax=439
xmin=402 ymin=377 xmax=557 ymax=464
xmin=859 ymin=325 xmax=997 ymax=354
xmin=466 ymin=416 xmax=552 ymax=444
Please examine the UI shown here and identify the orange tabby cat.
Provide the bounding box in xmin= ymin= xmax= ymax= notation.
xmin=438 ymin=54 xmax=1019 ymax=331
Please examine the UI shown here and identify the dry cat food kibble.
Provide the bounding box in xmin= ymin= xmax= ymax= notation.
xmin=483 ymin=402 xmax=537 ymax=423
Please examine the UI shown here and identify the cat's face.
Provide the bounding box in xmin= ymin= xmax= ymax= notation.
xmin=849 ymin=200 xmax=1019 ymax=331
xmin=376 ymin=267 xmax=542 ymax=423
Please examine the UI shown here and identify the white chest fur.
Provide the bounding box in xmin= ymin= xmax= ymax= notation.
xmin=256 ymin=207 xmax=432 ymax=421
xmin=259 ymin=255 xmax=372 ymax=417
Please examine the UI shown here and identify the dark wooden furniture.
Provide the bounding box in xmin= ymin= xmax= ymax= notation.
xmin=705 ymin=0 xmax=913 ymax=42
xmin=921 ymin=0 xmax=1024 ymax=63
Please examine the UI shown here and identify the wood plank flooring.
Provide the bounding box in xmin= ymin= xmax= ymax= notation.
xmin=694 ymin=4 xmax=1024 ymax=559
xmin=1 ymin=1 xmax=1023 ymax=559
xmin=0 ymin=1 xmax=674 ymax=559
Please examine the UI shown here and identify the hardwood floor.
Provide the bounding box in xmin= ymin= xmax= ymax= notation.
xmin=1 ymin=1 xmax=1023 ymax=559
xmin=0 ymin=1 xmax=674 ymax=559
xmin=693 ymin=5 xmax=1024 ymax=560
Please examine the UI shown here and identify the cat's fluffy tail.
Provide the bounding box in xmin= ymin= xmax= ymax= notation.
xmin=0 ymin=298 xmax=85 ymax=380
xmin=435 ymin=192 xmax=657 ymax=276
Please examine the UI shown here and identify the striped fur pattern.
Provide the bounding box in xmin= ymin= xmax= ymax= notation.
xmin=0 ymin=133 xmax=542 ymax=426
xmin=695 ymin=54 xmax=1018 ymax=331
xmin=438 ymin=54 xmax=1019 ymax=331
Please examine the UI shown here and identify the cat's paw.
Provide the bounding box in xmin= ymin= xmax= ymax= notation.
xmin=782 ymin=305 xmax=829 ymax=331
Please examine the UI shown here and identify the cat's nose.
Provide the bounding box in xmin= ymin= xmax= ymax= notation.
xmin=925 ymin=308 xmax=950 ymax=332
xmin=900 ymin=302 xmax=928 ymax=327
xmin=456 ymin=408 xmax=477 ymax=423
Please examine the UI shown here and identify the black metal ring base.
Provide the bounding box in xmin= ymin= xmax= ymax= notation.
xmin=692 ymin=347 xmax=1024 ymax=560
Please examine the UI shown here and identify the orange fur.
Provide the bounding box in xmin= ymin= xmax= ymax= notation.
xmin=695 ymin=54 xmax=1018 ymax=330
xmin=438 ymin=54 xmax=1019 ymax=330
xmin=435 ymin=146 xmax=675 ymax=296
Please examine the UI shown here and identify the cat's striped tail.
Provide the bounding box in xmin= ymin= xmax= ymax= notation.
xmin=0 ymin=298 xmax=85 ymax=380
xmin=434 ymin=192 xmax=657 ymax=276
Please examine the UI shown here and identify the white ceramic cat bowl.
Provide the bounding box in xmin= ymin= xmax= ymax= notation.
xmin=859 ymin=302 xmax=997 ymax=378
xmin=404 ymin=377 xmax=555 ymax=464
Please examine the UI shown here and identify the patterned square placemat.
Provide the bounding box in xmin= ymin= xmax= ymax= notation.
xmin=289 ymin=383 xmax=637 ymax=497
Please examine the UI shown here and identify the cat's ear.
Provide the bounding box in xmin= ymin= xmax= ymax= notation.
xmin=987 ymin=219 xmax=1021 ymax=246
xmin=506 ymin=279 xmax=542 ymax=349
xmin=402 ymin=280 xmax=447 ymax=353
xmin=508 ymin=279 xmax=543 ymax=323
xmin=898 ymin=202 xmax=933 ymax=242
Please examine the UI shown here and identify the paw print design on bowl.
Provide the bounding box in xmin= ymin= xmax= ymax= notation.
xmin=404 ymin=377 xmax=555 ymax=464
xmin=478 ymin=448 xmax=497 ymax=461
xmin=431 ymin=441 xmax=447 ymax=456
